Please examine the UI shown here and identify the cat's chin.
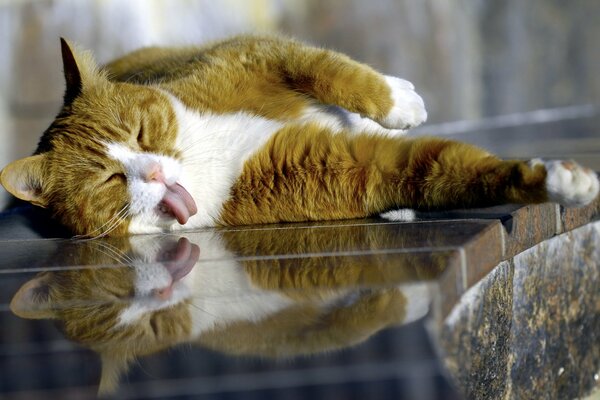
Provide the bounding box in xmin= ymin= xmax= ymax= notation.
xmin=128 ymin=213 xmax=180 ymax=234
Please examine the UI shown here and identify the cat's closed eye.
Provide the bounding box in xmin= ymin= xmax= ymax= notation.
xmin=104 ymin=173 xmax=126 ymax=185
xmin=136 ymin=125 xmax=145 ymax=144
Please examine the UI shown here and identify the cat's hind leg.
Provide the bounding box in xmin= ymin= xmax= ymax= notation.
xmin=366 ymin=137 xmax=599 ymax=213
xmin=532 ymin=159 xmax=599 ymax=207
xmin=377 ymin=159 xmax=599 ymax=221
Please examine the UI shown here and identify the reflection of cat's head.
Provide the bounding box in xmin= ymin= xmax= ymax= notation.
xmin=10 ymin=236 xmax=199 ymax=393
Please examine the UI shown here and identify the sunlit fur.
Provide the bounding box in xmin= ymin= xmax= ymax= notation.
xmin=0 ymin=35 xmax=598 ymax=236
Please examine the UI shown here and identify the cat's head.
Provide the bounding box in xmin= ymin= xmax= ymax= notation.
xmin=0 ymin=39 xmax=197 ymax=236
xmin=10 ymin=236 xmax=199 ymax=393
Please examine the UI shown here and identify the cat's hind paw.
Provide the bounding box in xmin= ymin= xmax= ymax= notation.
xmin=377 ymin=76 xmax=427 ymax=130
xmin=379 ymin=208 xmax=417 ymax=222
xmin=535 ymin=159 xmax=600 ymax=207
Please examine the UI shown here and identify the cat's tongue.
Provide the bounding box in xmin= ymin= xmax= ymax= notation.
xmin=160 ymin=183 xmax=197 ymax=225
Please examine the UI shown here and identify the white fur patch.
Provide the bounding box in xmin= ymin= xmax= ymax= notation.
xmin=106 ymin=143 xmax=181 ymax=219
xmin=163 ymin=92 xmax=285 ymax=231
xmin=540 ymin=160 xmax=599 ymax=207
xmin=379 ymin=208 xmax=417 ymax=222
xmin=188 ymin=258 xmax=294 ymax=335
xmin=300 ymin=104 xmax=407 ymax=136
xmin=378 ymin=76 xmax=427 ymax=130
xmin=183 ymin=232 xmax=293 ymax=335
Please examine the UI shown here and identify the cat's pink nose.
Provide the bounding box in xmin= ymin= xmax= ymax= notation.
xmin=154 ymin=285 xmax=173 ymax=301
xmin=145 ymin=163 xmax=165 ymax=183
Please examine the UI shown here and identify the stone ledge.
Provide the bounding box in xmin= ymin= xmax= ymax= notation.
xmin=439 ymin=221 xmax=600 ymax=399
xmin=0 ymin=196 xmax=598 ymax=319
xmin=433 ymin=196 xmax=600 ymax=318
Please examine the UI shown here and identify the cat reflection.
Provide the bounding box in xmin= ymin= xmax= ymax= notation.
xmin=10 ymin=225 xmax=437 ymax=394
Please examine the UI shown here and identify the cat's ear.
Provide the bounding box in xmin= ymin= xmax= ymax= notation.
xmin=60 ymin=37 xmax=83 ymax=103
xmin=60 ymin=38 xmax=102 ymax=104
xmin=10 ymin=275 xmax=57 ymax=319
xmin=98 ymin=352 xmax=132 ymax=395
xmin=0 ymin=155 xmax=48 ymax=207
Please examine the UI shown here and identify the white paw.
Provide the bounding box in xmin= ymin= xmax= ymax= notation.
xmin=379 ymin=208 xmax=416 ymax=222
xmin=378 ymin=76 xmax=427 ymax=130
xmin=541 ymin=160 xmax=599 ymax=207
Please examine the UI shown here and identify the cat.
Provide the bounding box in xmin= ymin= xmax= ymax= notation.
xmin=10 ymin=224 xmax=437 ymax=394
xmin=1 ymin=35 xmax=598 ymax=237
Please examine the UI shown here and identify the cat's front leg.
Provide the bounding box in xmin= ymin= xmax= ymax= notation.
xmin=258 ymin=36 xmax=428 ymax=130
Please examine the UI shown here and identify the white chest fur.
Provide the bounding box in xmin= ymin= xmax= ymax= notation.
xmin=166 ymin=93 xmax=284 ymax=229
xmin=123 ymin=92 xmax=284 ymax=233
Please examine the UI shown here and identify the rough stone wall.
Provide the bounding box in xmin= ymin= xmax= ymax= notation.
xmin=441 ymin=222 xmax=600 ymax=399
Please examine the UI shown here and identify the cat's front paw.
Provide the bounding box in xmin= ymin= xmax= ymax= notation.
xmin=534 ymin=159 xmax=600 ymax=207
xmin=378 ymin=76 xmax=427 ymax=130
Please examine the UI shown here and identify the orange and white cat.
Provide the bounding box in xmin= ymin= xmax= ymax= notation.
xmin=1 ymin=35 xmax=598 ymax=236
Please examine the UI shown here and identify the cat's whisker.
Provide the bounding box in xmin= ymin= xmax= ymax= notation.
xmin=123 ymin=70 xmax=147 ymax=84
xmin=74 ymin=204 xmax=130 ymax=240
xmin=91 ymin=244 xmax=130 ymax=266
xmin=188 ymin=300 xmax=219 ymax=318
xmin=94 ymin=207 xmax=132 ymax=238
xmin=74 ymin=206 xmax=129 ymax=240
xmin=91 ymin=240 xmax=134 ymax=265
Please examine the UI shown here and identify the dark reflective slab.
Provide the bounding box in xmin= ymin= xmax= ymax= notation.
xmin=1 ymin=222 xmax=460 ymax=399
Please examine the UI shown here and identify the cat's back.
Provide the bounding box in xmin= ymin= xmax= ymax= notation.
xmin=102 ymin=45 xmax=209 ymax=84
xmin=101 ymin=35 xmax=285 ymax=85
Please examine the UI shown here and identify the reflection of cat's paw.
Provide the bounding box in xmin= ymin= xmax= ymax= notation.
xmin=396 ymin=282 xmax=431 ymax=324
xmin=378 ymin=76 xmax=427 ymax=130
xmin=537 ymin=159 xmax=600 ymax=207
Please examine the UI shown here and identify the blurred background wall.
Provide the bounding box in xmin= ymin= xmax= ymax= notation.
xmin=1 ymin=0 xmax=599 ymax=209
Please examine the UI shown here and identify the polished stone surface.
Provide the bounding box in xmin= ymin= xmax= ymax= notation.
xmin=1 ymin=219 xmax=463 ymax=399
